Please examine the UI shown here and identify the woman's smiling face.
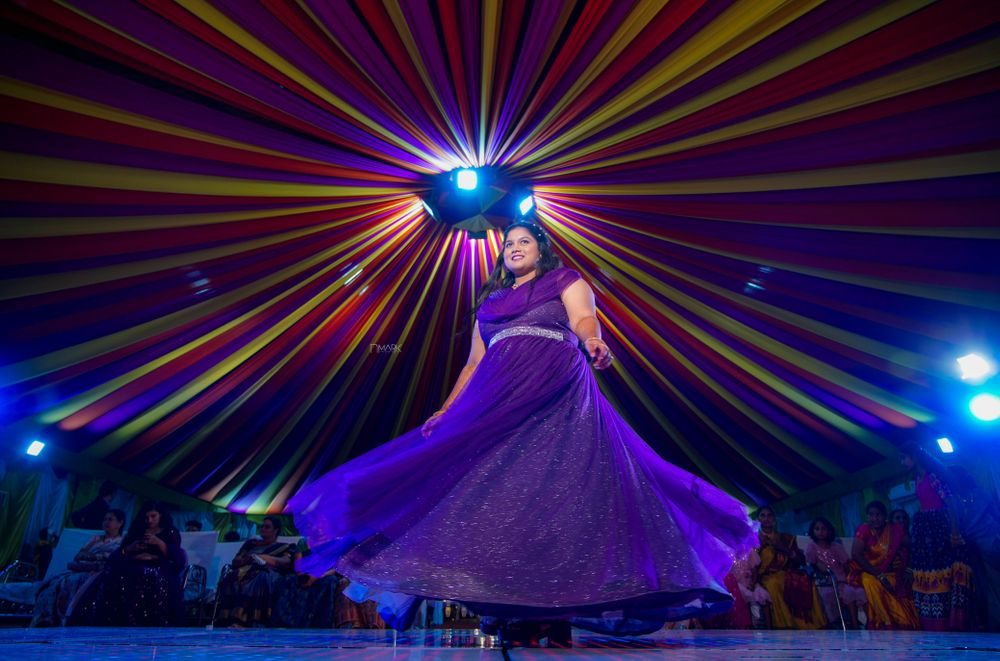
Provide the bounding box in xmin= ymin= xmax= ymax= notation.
xmin=503 ymin=227 xmax=540 ymax=276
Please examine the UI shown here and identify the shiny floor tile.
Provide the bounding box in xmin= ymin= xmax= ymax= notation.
xmin=0 ymin=627 xmax=997 ymax=659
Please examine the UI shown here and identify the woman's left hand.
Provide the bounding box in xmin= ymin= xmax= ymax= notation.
xmin=584 ymin=337 xmax=613 ymax=370
xmin=143 ymin=532 xmax=166 ymax=552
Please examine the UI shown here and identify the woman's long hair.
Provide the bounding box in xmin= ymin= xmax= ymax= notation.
xmin=122 ymin=501 xmax=176 ymax=546
xmin=807 ymin=516 xmax=839 ymax=543
xmin=899 ymin=441 xmax=948 ymax=480
xmin=473 ymin=220 xmax=563 ymax=313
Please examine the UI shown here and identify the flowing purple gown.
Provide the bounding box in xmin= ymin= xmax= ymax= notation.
xmin=290 ymin=266 xmax=757 ymax=633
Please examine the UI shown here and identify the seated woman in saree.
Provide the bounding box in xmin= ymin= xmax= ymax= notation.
xmin=31 ymin=509 xmax=125 ymax=627
xmin=95 ymin=501 xmax=184 ymax=626
xmin=216 ymin=516 xmax=294 ymax=627
xmin=272 ymin=535 xmax=386 ymax=629
xmin=755 ymin=506 xmax=827 ymax=629
xmin=331 ymin=574 xmax=386 ymax=629
xmin=848 ymin=500 xmax=919 ymax=630
xmin=271 ymin=538 xmax=334 ymax=628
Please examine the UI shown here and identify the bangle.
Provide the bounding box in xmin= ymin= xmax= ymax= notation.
xmin=584 ymin=337 xmax=606 ymax=344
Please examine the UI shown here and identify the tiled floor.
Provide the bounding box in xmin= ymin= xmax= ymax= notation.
xmin=0 ymin=627 xmax=997 ymax=659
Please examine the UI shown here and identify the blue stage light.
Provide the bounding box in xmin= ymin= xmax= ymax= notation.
xmin=518 ymin=195 xmax=534 ymax=215
xmin=969 ymin=393 xmax=1000 ymax=421
xmin=455 ymin=169 xmax=478 ymax=191
xmin=957 ymin=353 xmax=994 ymax=382
xmin=26 ymin=440 xmax=45 ymax=456
xmin=935 ymin=437 xmax=954 ymax=453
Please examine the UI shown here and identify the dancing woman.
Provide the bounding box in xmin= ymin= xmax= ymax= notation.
xmin=290 ymin=220 xmax=757 ymax=639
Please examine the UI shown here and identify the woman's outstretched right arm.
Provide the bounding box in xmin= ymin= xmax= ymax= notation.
xmin=422 ymin=322 xmax=486 ymax=437
xmin=440 ymin=321 xmax=486 ymax=411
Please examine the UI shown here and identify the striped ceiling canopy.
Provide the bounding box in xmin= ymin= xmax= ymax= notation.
xmin=2 ymin=1 xmax=998 ymax=513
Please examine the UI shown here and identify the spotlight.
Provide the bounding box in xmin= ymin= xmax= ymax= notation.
xmin=936 ymin=437 xmax=954 ymax=454
xmin=422 ymin=166 xmax=529 ymax=234
xmin=957 ymin=353 xmax=994 ymax=382
xmin=26 ymin=440 xmax=45 ymax=456
xmin=518 ymin=195 xmax=534 ymax=215
xmin=455 ymin=169 xmax=478 ymax=191
xmin=969 ymin=393 xmax=1000 ymax=421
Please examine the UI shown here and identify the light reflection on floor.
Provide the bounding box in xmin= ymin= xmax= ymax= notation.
xmin=0 ymin=627 xmax=997 ymax=659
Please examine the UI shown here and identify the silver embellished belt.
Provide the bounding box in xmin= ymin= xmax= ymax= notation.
xmin=488 ymin=325 xmax=567 ymax=349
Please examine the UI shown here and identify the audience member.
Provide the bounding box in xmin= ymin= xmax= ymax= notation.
xmin=890 ymin=509 xmax=911 ymax=536
xmin=707 ymin=549 xmax=771 ymax=629
xmin=848 ymin=500 xmax=919 ymax=629
xmin=331 ymin=576 xmax=387 ymax=629
xmin=756 ymin=506 xmax=826 ymax=629
xmin=95 ymin=501 xmax=184 ymax=626
xmin=272 ymin=539 xmax=339 ymax=628
xmin=31 ymin=510 xmax=125 ymax=626
xmin=804 ymin=517 xmax=866 ymax=628
xmin=32 ymin=528 xmax=58 ymax=579
xmin=216 ymin=516 xmax=293 ymax=627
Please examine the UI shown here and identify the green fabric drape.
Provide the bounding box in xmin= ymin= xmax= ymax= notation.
xmin=796 ymin=498 xmax=846 ymax=538
xmin=0 ymin=469 xmax=41 ymax=568
xmin=68 ymin=476 xmax=100 ymax=515
xmin=208 ymin=512 xmax=299 ymax=541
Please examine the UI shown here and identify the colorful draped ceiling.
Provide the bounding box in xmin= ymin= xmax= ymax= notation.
xmin=1 ymin=1 xmax=998 ymax=514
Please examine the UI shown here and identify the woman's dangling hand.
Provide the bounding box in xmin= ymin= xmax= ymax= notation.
xmin=421 ymin=409 xmax=447 ymax=438
xmin=584 ymin=337 xmax=613 ymax=370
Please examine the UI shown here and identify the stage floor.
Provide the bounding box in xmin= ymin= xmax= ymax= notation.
xmin=0 ymin=627 xmax=997 ymax=659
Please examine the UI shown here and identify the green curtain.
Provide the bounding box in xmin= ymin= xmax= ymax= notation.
xmin=861 ymin=484 xmax=892 ymax=517
xmin=0 ymin=468 xmax=41 ymax=568
xmin=795 ymin=498 xmax=846 ymax=539
xmin=211 ymin=512 xmax=299 ymax=541
xmin=68 ymin=475 xmax=100 ymax=515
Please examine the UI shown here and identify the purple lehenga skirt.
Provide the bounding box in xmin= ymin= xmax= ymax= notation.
xmin=290 ymin=320 xmax=756 ymax=634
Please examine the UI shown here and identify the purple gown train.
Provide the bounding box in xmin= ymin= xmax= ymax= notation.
xmin=290 ymin=266 xmax=757 ymax=633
